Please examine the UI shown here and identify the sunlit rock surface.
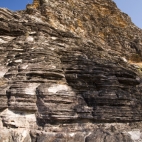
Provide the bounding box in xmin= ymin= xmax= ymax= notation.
xmin=0 ymin=0 xmax=142 ymax=141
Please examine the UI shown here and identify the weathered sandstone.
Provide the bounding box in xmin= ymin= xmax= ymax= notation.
xmin=0 ymin=0 xmax=142 ymax=141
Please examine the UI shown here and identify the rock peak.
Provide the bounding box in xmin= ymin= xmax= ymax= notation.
xmin=32 ymin=0 xmax=40 ymax=8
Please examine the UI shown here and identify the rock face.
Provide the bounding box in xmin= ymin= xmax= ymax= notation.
xmin=0 ymin=0 xmax=142 ymax=141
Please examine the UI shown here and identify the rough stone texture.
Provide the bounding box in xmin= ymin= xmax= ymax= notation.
xmin=0 ymin=0 xmax=142 ymax=141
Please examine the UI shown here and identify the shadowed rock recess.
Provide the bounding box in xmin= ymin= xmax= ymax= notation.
xmin=0 ymin=0 xmax=142 ymax=141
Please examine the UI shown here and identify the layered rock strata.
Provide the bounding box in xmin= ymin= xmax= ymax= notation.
xmin=0 ymin=0 xmax=142 ymax=141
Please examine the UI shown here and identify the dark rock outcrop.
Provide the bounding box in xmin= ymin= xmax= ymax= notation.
xmin=0 ymin=0 xmax=142 ymax=141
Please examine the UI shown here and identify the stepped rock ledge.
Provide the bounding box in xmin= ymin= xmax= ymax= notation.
xmin=0 ymin=0 xmax=142 ymax=141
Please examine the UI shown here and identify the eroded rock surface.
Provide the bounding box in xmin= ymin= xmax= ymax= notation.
xmin=0 ymin=0 xmax=142 ymax=141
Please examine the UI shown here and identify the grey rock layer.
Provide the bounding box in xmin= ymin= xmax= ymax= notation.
xmin=0 ymin=0 xmax=142 ymax=141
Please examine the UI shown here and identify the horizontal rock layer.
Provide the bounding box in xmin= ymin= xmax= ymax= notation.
xmin=0 ymin=0 xmax=142 ymax=141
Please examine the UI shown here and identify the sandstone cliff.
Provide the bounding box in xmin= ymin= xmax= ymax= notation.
xmin=0 ymin=0 xmax=142 ymax=141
